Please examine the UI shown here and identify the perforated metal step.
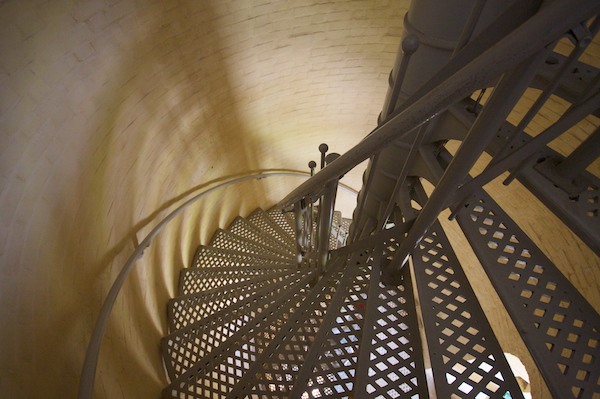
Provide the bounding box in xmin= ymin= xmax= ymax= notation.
xmin=178 ymin=266 xmax=291 ymax=296
xmin=163 ymin=270 xmax=316 ymax=398
xmin=245 ymin=208 xmax=296 ymax=249
xmin=225 ymin=257 xmax=348 ymax=399
xmin=168 ymin=270 xmax=293 ymax=331
xmin=228 ymin=216 xmax=294 ymax=256
xmin=456 ymin=190 xmax=600 ymax=399
xmin=163 ymin=270 xmax=314 ymax=380
xmin=412 ymin=221 xmax=524 ymax=399
xmin=210 ymin=228 xmax=290 ymax=259
xmin=192 ymin=246 xmax=294 ymax=269
xmin=266 ymin=207 xmax=296 ymax=238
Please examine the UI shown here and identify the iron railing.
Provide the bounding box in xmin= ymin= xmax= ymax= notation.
xmin=279 ymin=0 xmax=600 ymax=276
xmin=279 ymin=0 xmax=598 ymax=209
xmin=278 ymin=0 xmax=599 ymax=397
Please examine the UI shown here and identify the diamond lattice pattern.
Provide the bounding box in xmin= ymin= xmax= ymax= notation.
xmin=412 ymin=221 xmax=524 ymax=399
xmin=458 ymin=194 xmax=600 ymax=399
xmin=300 ymin=265 xmax=370 ymax=398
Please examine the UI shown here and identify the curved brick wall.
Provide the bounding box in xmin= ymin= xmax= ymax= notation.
xmin=0 ymin=1 xmax=597 ymax=398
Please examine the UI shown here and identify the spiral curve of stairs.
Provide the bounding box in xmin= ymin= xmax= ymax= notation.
xmin=159 ymin=204 xmax=530 ymax=399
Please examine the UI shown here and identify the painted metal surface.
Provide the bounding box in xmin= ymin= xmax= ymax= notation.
xmin=354 ymin=246 xmax=429 ymax=399
xmin=412 ymin=220 xmax=524 ymax=399
xmin=165 ymin=272 xmax=316 ymax=397
xmin=456 ymin=190 xmax=600 ymax=398
xmin=279 ymin=0 xmax=599 ymax=211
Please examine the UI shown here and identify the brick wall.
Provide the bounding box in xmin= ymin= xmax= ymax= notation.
xmin=0 ymin=1 xmax=597 ymax=398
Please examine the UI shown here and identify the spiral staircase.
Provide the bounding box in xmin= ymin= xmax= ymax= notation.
xmin=155 ymin=1 xmax=600 ymax=397
xmin=161 ymin=208 xmax=367 ymax=399
xmin=76 ymin=0 xmax=599 ymax=398
xmin=159 ymin=191 xmax=598 ymax=399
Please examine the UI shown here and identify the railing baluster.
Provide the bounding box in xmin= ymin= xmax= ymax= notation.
xmin=317 ymin=153 xmax=340 ymax=274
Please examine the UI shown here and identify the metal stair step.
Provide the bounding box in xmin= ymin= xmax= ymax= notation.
xmin=163 ymin=269 xmax=316 ymax=398
xmin=284 ymin=211 xmax=296 ymax=233
xmin=162 ymin=269 xmax=315 ymax=381
xmin=354 ymin=253 xmax=428 ymax=399
xmin=412 ymin=220 xmax=524 ymax=399
xmin=266 ymin=206 xmax=296 ymax=238
xmin=191 ymin=246 xmax=294 ymax=269
xmin=226 ymin=257 xmax=348 ymax=399
xmin=209 ymin=228 xmax=289 ymax=259
xmin=227 ymin=216 xmax=294 ymax=256
xmin=456 ymin=190 xmax=600 ymax=399
xmin=168 ymin=270 xmax=292 ymax=331
xmin=178 ymin=266 xmax=291 ymax=296
xmin=245 ymin=208 xmax=295 ymax=249
xmin=329 ymin=212 xmax=351 ymax=250
xmin=288 ymin=251 xmax=371 ymax=398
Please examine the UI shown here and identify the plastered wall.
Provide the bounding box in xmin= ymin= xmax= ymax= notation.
xmin=0 ymin=1 xmax=598 ymax=398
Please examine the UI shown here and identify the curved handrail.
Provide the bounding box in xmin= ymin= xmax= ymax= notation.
xmin=77 ymin=169 xmax=357 ymax=399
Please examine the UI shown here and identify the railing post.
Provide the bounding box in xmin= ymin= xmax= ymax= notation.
xmin=380 ymin=34 xmax=419 ymax=123
xmin=293 ymin=200 xmax=306 ymax=269
xmin=316 ymin=153 xmax=340 ymax=274
xmin=307 ymin=161 xmax=317 ymax=253
xmin=318 ymin=143 xmax=328 ymax=170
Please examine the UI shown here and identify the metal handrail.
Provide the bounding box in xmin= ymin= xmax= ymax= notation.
xmin=278 ymin=0 xmax=599 ymax=210
xmin=77 ymin=169 xmax=357 ymax=399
